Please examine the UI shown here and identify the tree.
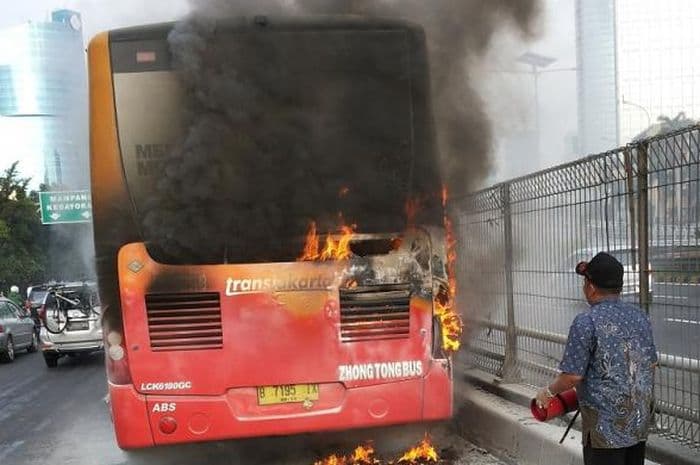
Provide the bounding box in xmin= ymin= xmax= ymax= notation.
xmin=632 ymin=112 xmax=697 ymax=142
xmin=0 ymin=162 xmax=47 ymax=294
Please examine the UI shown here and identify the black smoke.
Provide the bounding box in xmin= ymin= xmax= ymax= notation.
xmin=140 ymin=0 xmax=540 ymax=265
xmin=188 ymin=0 xmax=542 ymax=194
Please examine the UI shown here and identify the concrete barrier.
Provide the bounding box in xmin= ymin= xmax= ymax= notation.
xmin=455 ymin=382 xmax=586 ymax=465
xmin=454 ymin=369 xmax=696 ymax=465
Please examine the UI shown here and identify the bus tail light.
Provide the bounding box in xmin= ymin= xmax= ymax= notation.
xmin=158 ymin=416 xmax=178 ymax=434
xmin=0 ymin=324 xmax=4 ymax=333
xmin=105 ymin=324 xmax=132 ymax=385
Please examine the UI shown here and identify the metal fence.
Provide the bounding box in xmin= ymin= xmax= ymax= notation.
xmin=456 ymin=125 xmax=700 ymax=449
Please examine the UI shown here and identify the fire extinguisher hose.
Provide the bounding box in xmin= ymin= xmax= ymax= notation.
xmin=559 ymin=409 xmax=580 ymax=444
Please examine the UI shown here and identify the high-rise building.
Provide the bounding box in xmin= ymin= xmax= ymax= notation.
xmin=576 ymin=0 xmax=700 ymax=154
xmin=0 ymin=9 xmax=88 ymax=190
xmin=575 ymin=0 xmax=618 ymax=155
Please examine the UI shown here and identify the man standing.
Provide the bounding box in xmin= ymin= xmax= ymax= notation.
xmin=536 ymin=252 xmax=657 ymax=465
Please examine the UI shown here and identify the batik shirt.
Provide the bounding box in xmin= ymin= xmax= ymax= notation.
xmin=559 ymin=297 xmax=657 ymax=448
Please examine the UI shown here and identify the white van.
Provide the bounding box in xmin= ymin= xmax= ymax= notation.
xmin=39 ymin=282 xmax=103 ymax=368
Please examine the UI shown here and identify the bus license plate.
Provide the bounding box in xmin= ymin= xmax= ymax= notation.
xmin=257 ymin=384 xmax=319 ymax=406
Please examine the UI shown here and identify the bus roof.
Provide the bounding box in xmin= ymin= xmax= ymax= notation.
xmin=107 ymin=16 xmax=426 ymax=43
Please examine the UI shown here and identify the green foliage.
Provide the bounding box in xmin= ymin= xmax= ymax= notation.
xmin=0 ymin=162 xmax=47 ymax=293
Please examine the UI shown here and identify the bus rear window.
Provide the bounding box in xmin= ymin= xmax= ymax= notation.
xmin=113 ymin=26 xmax=441 ymax=265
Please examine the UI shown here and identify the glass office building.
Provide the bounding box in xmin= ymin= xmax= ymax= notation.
xmin=576 ymin=0 xmax=619 ymax=155
xmin=0 ymin=10 xmax=88 ymax=190
xmin=577 ymin=0 xmax=700 ymax=153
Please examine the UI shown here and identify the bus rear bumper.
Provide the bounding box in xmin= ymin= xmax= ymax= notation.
xmin=109 ymin=362 xmax=452 ymax=448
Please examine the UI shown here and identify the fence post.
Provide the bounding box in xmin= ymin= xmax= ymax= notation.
xmin=501 ymin=183 xmax=520 ymax=382
xmin=637 ymin=143 xmax=651 ymax=313
xmin=624 ymin=149 xmax=638 ymax=271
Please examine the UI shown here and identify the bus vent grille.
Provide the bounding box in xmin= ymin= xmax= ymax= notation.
xmin=339 ymin=283 xmax=411 ymax=342
xmin=145 ymin=292 xmax=222 ymax=351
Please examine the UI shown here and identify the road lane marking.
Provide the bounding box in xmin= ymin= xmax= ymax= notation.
xmin=656 ymin=282 xmax=700 ymax=287
xmin=0 ymin=373 xmax=42 ymax=402
xmin=664 ymin=318 xmax=700 ymax=325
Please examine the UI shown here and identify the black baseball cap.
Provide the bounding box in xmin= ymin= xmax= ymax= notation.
xmin=575 ymin=252 xmax=624 ymax=290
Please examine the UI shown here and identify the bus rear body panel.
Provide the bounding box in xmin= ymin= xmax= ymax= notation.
xmin=112 ymin=238 xmax=452 ymax=447
xmin=120 ymin=242 xmax=435 ymax=395
xmin=125 ymin=365 xmax=450 ymax=446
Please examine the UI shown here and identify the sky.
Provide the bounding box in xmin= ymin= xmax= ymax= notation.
xmin=0 ymin=0 xmax=579 ymax=185
xmin=0 ymin=0 xmax=190 ymax=40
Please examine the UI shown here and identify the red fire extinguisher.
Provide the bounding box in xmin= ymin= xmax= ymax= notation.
xmin=531 ymin=389 xmax=580 ymax=444
xmin=530 ymin=388 xmax=578 ymax=421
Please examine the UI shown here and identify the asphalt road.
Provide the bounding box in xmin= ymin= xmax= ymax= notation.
xmin=0 ymin=351 xmax=506 ymax=465
xmin=650 ymin=282 xmax=700 ymax=359
xmin=503 ymin=282 xmax=700 ymax=359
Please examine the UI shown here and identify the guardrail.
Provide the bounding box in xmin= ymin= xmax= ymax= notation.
xmin=457 ymin=125 xmax=700 ymax=449
xmin=471 ymin=318 xmax=700 ymax=423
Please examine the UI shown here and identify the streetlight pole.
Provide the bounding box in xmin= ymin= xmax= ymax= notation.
xmin=528 ymin=64 xmax=541 ymax=160
xmin=621 ymin=95 xmax=652 ymax=129
xmin=489 ymin=58 xmax=577 ymax=164
xmin=516 ymin=53 xmax=557 ymax=162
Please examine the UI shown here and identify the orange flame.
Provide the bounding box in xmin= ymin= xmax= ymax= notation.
xmin=398 ymin=436 xmax=439 ymax=463
xmin=313 ymin=437 xmax=439 ymax=465
xmin=444 ymin=226 xmax=458 ymax=302
xmin=405 ymin=197 xmax=422 ymax=226
xmin=300 ymin=222 xmax=355 ymax=261
xmin=301 ymin=222 xmax=321 ymax=261
xmin=435 ymin=299 xmax=462 ymax=353
xmin=352 ymin=444 xmax=379 ymax=464
xmin=314 ymin=444 xmax=379 ymax=465
xmin=314 ymin=454 xmax=346 ymax=465
xmin=438 ymin=186 xmax=462 ymax=353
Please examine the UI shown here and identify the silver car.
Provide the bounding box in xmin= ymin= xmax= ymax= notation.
xmin=39 ymin=283 xmax=103 ymax=368
xmin=0 ymin=297 xmax=38 ymax=362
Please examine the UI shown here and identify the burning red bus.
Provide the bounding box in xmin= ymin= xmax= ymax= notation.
xmin=89 ymin=16 xmax=459 ymax=449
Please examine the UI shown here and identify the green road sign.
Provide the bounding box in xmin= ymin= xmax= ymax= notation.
xmin=39 ymin=190 xmax=93 ymax=225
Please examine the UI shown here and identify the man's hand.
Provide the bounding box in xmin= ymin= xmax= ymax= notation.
xmin=535 ymin=387 xmax=553 ymax=409
xmin=536 ymin=373 xmax=583 ymax=409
